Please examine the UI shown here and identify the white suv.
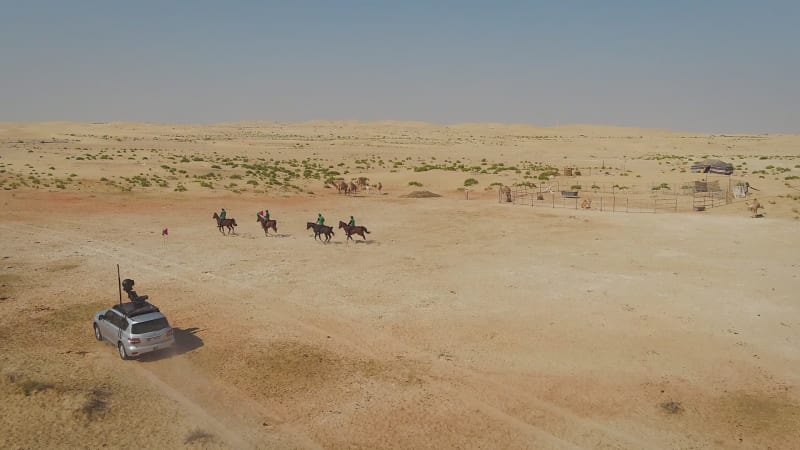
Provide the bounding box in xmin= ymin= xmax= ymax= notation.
xmin=93 ymin=301 xmax=175 ymax=360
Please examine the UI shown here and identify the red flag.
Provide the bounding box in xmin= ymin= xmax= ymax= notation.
xmin=162 ymin=228 xmax=169 ymax=236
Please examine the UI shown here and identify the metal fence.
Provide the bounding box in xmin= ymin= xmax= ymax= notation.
xmin=507 ymin=187 xmax=678 ymax=213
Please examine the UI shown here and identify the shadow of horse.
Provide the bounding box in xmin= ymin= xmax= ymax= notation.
xmin=138 ymin=327 xmax=205 ymax=362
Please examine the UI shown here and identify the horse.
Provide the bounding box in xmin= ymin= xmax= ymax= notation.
xmin=212 ymin=212 xmax=237 ymax=235
xmin=256 ymin=216 xmax=278 ymax=236
xmin=306 ymin=222 xmax=334 ymax=242
xmin=338 ymin=221 xmax=370 ymax=241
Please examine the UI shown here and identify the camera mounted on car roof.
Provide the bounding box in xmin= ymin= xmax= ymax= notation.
xmin=121 ymin=278 xmax=149 ymax=305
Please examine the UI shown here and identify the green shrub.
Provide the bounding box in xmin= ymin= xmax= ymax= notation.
xmin=464 ymin=178 xmax=479 ymax=187
xmin=408 ymin=181 xmax=423 ymax=187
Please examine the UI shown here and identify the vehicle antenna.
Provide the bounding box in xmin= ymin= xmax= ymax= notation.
xmin=117 ymin=264 xmax=123 ymax=305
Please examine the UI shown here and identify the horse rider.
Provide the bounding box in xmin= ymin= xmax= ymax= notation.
xmin=263 ymin=209 xmax=270 ymax=222
xmin=218 ymin=208 xmax=227 ymax=226
xmin=317 ymin=213 xmax=325 ymax=226
xmin=348 ymin=215 xmax=356 ymax=227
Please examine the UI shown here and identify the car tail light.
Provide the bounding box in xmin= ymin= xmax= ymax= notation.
xmin=128 ymin=337 xmax=141 ymax=344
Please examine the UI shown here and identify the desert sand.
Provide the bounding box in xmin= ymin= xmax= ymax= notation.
xmin=1 ymin=121 xmax=799 ymax=449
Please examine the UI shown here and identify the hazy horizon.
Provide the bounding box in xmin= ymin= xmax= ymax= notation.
xmin=2 ymin=1 xmax=798 ymax=134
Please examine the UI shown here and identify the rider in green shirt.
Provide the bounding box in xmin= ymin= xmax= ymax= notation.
xmin=264 ymin=209 xmax=270 ymax=221
xmin=317 ymin=213 xmax=325 ymax=225
xmin=218 ymin=208 xmax=227 ymax=225
xmin=348 ymin=216 xmax=356 ymax=227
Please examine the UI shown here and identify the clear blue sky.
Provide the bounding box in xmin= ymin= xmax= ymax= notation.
xmin=1 ymin=1 xmax=798 ymax=133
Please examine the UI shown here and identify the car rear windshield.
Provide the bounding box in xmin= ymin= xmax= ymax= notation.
xmin=131 ymin=318 xmax=170 ymax=334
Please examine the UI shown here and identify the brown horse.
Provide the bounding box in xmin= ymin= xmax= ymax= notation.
xmin=338 ymin=221 xmax=370 ymax=241
xmin=306 ymin=222 xmax=334 ymax=242
xmin=212 ymin=212 xmax=237 ymax=235
xmin=256 ymin=216 xmax=278 ymax=235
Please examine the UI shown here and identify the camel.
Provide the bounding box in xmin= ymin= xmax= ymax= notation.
xmin=581 ymin=199 xmax=592 ymax=209
xmin=499 ymin=185 xmax=512 ymax=203
xmin=745 ymin=198 xmax=763 ymax=218
xmin=355 ymin=177 xmax=369 ymax=190
xmin=346 ymin=182 xmax=358 ymax=195
xmin=330 ymin=179 xmax=347 ymax=194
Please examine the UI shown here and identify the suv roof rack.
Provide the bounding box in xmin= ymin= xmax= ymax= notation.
xmin=113 ymin=301 xmax=160 ymax=318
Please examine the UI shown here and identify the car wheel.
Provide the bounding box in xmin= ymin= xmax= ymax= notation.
xmin=93 ymin=324 xmax=103 ymax=341
xmin=118 ymin=342 xmax=129 ymax=360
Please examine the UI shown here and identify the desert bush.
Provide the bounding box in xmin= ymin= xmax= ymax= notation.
xmin=463 ymin=178 xmax=479 ymax=187
xmin=537 ymin=171 xmax=556 ymax=180
xmin=652 ymin=182 xmax=671 ymax=191
xmin=408 ymin=181 xmax=423 ymax=187
xmin=20 ymin=379 xmax=54 ymax=396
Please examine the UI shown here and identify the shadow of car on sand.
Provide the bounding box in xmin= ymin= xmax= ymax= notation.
xmin=137 ymin=327 xmax=204 ymax=362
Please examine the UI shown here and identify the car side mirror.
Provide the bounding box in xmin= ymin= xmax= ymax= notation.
xmin=98 ymin=316 xmax=104 ymax=321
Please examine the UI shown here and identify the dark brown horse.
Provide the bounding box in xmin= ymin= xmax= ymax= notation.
xmin=256 ymin=216 xmax=278 ymax=236
xmin=338 ymin=221 xmax=370 ymax=241
xmin=306 ymin=222 xmax=334 ymax=242
xmin=212 ymin=212 xmax=237 ymax=235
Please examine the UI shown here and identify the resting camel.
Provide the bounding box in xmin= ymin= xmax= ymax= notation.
xmin=745 ymin=198 xmax=763 ymax=218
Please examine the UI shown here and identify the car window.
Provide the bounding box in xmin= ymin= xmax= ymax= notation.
xmin=107 ymin=312 xmax=126 ymax=330
xmin=103 ymin=310 xmax=115 ymax=320
xmin=131 ymin=318 xmax=169 ymax=334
